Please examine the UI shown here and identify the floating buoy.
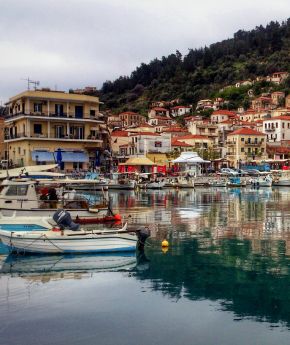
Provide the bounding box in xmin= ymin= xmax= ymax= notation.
xmin=162 ymin=247 xmax=168 ymax=254
xmin=114 ymin=214 xmax=122 ymax=221
xmin=162 ymin=239 xmax=169 ymax=248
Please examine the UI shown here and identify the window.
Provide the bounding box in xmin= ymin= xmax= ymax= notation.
xmin=34 ymin=124 xmax=42 ymax=134
xmin=254 ymin=138 xmax=258 ymax=144
xmin=6 ymin=185 xmax=28 ymax=196
xmin=241 ymin=148 xmax=244 ymax=152
xmin=282 ymin=122 xmax=285 ymax=128
xmin=34 ymin=103 xmax=42 ymax=113
xmin=56 ymin=126 xmax=64 ymax=138
xmin=155 ymin=141 xmax=162 ymax=147
xmin=276 ymin=122 xmax=278 ymax=128
xmin=55 ymin=104 xmax=64 ymax=116
xmin=241 ymin=138 xmax=244 ymax=141
xmin=247 ymin=138 xmax=251 ymax=144
xmin=18 ymin=147 xmax=21 ymax=154
xmin=282 ymin=133 xmax=285 ymax=139
xmin=90 ymin=109 xmax=96 ymax=116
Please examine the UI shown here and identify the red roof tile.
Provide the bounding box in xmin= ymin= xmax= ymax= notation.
xmin=212 ymin=110 xmax=236 ymax=116
xmin=228 ymin=127 xmax=265 ymax=136
xmin=111 ymin=131 xmax=129 ymax=137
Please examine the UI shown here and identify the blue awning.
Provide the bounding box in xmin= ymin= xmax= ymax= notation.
xmin=57 ymin=151 xmax=89 ymax=163
xmin=32 ymin=150 xmax=89 ymax=163
xmin=32 ymin=151 xmax=54 ymax=162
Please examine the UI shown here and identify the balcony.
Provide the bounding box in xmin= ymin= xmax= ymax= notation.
xmin=226 ymin=141 xmax=236 ymax=146
xmin=244 ymin=142 xmax=262 ymax=146
xmin=5 ymin=112 xmax=103 ymax=122
xmin=264 ymin=128 xmax=275 ymax=132
xmin=5 ymin=132 xmax=103 ymax=142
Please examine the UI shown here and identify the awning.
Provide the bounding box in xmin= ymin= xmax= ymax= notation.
xmin=32 ymin=151 xmax=54 ymax=162
xmin=60 ymin=151 xmax=89 ymax=163
xmin=120 ymin=156 xmax=155 ymax=166
xmin=31 ymin=150 xmax=89 ymax=163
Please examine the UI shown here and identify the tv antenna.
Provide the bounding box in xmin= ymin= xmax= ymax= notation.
xmin=21 ymin=77 xmax=40 ymax=90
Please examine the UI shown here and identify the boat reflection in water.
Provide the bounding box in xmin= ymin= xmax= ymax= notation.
xmin=1 ymin=252 xmax=138 ymax=280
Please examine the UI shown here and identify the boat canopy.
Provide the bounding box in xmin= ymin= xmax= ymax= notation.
xmin=172 ymin=152 xmax=210 ymax=164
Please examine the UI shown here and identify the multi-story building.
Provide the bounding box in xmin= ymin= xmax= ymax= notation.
xmin=148 ymin=107 xmax=170 ymax=119
xmin=0 ymin=117 xmax=5 ymax=160
xmin=267 ymin=72 xmax=289 ymax=84
xmin=226 ymin=128 xmax=267 ymax=168
xmin=119 ymin=111 xmax=146 ymax=128
xmin=251 ymin=96 xmax=273 ymax=111
xmin=263 ymin=116 xmax=290 ymax=143
xmin=210 ymin=110 xmax=236 ymax=124
xmin=129 ymin=132 xmax=171 ymax=155
xmin=271 ymin=91 xmax=285 ymax=106
xmin=4 ymin=89 xmax=108 ymax=170
xmin=170 ymin=106 xmax=191 ymax=117
xmin=187 ymin=120 xmax=218 ymax=145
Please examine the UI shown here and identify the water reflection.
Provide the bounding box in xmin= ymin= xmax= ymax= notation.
xmin=2 ymin=187 xmax=290 ymax=341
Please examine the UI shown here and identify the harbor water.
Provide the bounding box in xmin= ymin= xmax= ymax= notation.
xmin=1 ymin=187 xmax=290 ymax=344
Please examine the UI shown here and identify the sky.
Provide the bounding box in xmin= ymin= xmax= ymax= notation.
xmin=0 ymin=0 xmax=289 ymax=103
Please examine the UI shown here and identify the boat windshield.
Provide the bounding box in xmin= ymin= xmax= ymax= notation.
xmin=5 ymin=185 xmax=29 ymax=196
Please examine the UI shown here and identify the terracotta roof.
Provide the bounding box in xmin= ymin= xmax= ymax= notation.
xmin=171 ymin=139 xmax=192 ymax=147
xmin=111 ymin=131 xmax=129 ymax=137
xmin=171 ymin=106 xmax=191 ymax=110
xmin=129 ymin=132 xmax=160 ymax=136
xmin=139 ymin=123 xmax=154 ymax=127
xmin=163 ymin=127 xmax=188 ymax=132
xmin=212 ymin=110 xmax=236 ymax=116
xmin=228 ymin=127 xmax=266 ymax=136
xmin=119 ymin=111 xmax=138 ymax=115
xmin=151 ymin=107 xmax=168 ymax=112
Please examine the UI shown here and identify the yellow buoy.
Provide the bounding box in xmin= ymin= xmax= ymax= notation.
xmin=162 ymin=247 xmax=168 ymax=254
xmin=162 ymin=239 xmax=169 ymax=248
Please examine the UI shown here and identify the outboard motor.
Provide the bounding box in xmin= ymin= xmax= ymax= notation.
xmin=136 ymin=226 xmax=150 ymax=250
xmin=53 ymin=209 xmax=80 ymax=231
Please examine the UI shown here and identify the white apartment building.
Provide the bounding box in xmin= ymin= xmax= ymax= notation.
xmin=263 ymin=116 xmax=290 ymax=143
xmin=129 ymin=132 xmax=171 ymax=155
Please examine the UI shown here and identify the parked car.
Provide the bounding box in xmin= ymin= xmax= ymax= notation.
xmin=245 ymin=169 xmax=261 ymax=176
xmin=220 ymin=168 xmax=238 ymax=176
xmin=0 ymin=160 xmax=8 ymax=169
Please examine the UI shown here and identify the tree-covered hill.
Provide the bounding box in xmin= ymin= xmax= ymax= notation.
xmin=99 ymin=19 xmax=290 ymax=114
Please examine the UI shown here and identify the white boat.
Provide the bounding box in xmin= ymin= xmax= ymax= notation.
xmin=249 ymin=174 xmax=272 ymax=187
xmin=272 ymin=170 xmax=290 ymax=186
xmin=209 ymin=178 xmax=227 ymax=187
xmin=0 ymin=223 xmax=143 ymax=254
xmin=108 ymin=176 xmax=137 ymax=190
xmin=174 ymin=176 xmax=195 ymax=188
xmin=0 ymin=179 xmax=117 ymax=223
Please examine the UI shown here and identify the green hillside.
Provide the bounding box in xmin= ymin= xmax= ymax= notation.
xmin=99 ymin=19 xmax=290 ymax=115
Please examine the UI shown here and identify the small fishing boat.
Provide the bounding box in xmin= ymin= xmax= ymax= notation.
xmin=227 ymin=176 xmax=246 ymax=187
xmin=250 ymin=174 xmax=272 ymax=187
xmin=0 ymin=210 xmax=150 ymax=254
xmin=0 ymin=223 xmax=150 ymax=255
xmin=272 ymin=170 xmax=290 ymax=186
xmin=209 ymin=178 xmax=228 ymax=187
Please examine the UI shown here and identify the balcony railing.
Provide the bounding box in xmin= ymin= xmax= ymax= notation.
xmin=244 ymin=142 xmax=262 ymax=146
xmin=5 ymin=112 xmax=103 ymax=121
xmin=264 ymin=128 xmax=275 ymax=132
xmin=5 ymin=133 xmax=103 ymax=141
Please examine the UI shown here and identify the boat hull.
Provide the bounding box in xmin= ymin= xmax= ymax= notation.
xmin=0 ymin=230 xmax=138 ymax=254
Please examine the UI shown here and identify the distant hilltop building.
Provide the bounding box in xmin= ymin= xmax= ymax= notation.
xmin=72 ymin=86 xmax=97 ymax=94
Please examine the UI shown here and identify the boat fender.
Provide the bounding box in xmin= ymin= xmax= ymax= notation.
xmin=114 ymin=214 xmax=122 ymax=221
